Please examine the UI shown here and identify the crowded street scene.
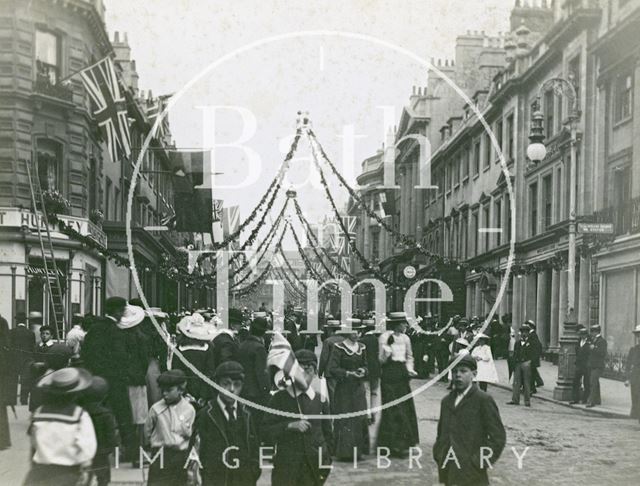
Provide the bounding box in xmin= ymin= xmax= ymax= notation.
xmin=1 ymin=0 xmax=640 ymax=485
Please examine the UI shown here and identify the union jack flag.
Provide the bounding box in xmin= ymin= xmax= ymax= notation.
xmin=212 ymin=199 xmax=224 ymax=243
xmin=79 ymin=56 xmax=131 ymax=163
xmin=146 ymin=94 xmax=172 ymax=142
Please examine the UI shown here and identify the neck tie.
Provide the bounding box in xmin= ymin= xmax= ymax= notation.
xmin=225 ymin=403 xmax=236 ymax=422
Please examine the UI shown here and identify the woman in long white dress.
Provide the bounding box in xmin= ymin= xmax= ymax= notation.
xmin=471 ymin=333 xmax=499 ymax=391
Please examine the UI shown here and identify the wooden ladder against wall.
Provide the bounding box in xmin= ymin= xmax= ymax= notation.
xmin=25 ymin=158 xmax=66 ymax=340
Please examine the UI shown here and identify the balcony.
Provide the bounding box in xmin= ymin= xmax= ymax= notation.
xmin=592 ymin=196 xmax=640 ymax=236
xmin=33 ymin=62 xmax=73 ymax=103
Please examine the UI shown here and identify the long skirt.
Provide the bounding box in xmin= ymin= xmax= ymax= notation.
xmin=630 ymin=372 xmax=640 ymax=420
xmin=23 ymin=464 xmax=81 ymax=486
xmin=377 ymin=361 xmax=419 ymax=453
xmin=147 ymin=447 xmax=189 ymax=486
xmin=331 ymin=379 xmax=369 ymax=459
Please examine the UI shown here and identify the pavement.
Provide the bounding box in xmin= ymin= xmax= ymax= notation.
xmin=491 ymin=358 xmax=632 ymax=419
xmin=2 ymin=374 xmax=639 ymax=485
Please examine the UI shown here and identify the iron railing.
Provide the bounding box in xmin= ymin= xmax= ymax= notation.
xmin=602 ymin=351 xmax=627 ymax=381
xmin=592 ymin=196 xmax=640 ymax=236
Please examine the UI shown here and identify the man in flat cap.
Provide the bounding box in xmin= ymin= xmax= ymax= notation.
xmin=433 ymin=354 xmax=506 ymax=486
xmin=189 ymin=361 xmax=261 ymax=486
xmin=586 ymin=325 xmax=607 ymax=408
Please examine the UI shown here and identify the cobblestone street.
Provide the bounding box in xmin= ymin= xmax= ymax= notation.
xmin=3 ymin=380 xmax=639 ymax=485
xmin=325 ymin=381 xmax=640 ymax=486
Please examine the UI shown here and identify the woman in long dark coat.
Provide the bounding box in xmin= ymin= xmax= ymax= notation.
xmin=377 ymin=312 xmax=419 ymax=458
xmin=326 ymin=323 xmax=369 ymax=461
xmin=625 ymin=326 xmax=640 ymax=422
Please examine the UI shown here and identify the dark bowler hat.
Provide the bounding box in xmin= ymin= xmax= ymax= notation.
xmin=450 ymin=353 xmax=477 ymax=371
xmin=157 ymin=369 xmax=188 ymax=388
xmin=295 ymin=349 xmax=318 ymax=366
xmin=250 ymin=317 xmax=268 ymax=335
xmin=214 ymin=361 xmax=245 ymax=381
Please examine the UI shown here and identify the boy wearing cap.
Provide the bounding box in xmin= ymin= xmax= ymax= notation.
xmin=189 ymin=361 xmax=261 ymax=486
xmin=433 ymin=355 xmax=506 ymax=486
xmin=144 ymin=370 xmax=196 ymax=486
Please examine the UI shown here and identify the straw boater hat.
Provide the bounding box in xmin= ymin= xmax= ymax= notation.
xmin=146 ymin=307 xmax=168 ymax=319
xmin=37 ymin=367 xmax=92 ymax=395
xmin=324 ymin=319 xmax=341 ymax=328
xmin=177 ymin=313 xmax=216 ymax=341
xmin=386 ymin=312 xmax=408 ymax=329
xmin=336 ymin=318 xmax=364 ymax=334
xmin=253 ymin=311 xmax=268 ymax=318
xmin=117 ymin=305 xmax=145 ymax=329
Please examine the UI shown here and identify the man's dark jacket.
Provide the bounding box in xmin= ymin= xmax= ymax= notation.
xmin=433 ymin=385 xmax=507 ymax=486
xmin=191 ymin=397 xmax=261 ymax=486
xmin=575 ymin=338 xmax=591 ymax=370
xmin=237 ymin=335 xmax=270 ymax=404
xmin=209 ymin=331 xmax=239 ymax=371
xmin=587 ymin=335 xmax=607 ymax=369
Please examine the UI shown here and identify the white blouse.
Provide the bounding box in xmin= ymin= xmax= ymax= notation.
xmin=378 ymin=332 xmax=415 ymax=374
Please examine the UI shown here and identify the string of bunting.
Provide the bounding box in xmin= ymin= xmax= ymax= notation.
xmin=292 ymin=198 xmax=356 ymax=281
xmin=306 ymin=131 xmax=407 ymax=290
xmin=230 ymin=219 xmax=288 ymax=290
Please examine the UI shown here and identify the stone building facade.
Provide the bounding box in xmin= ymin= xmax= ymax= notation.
xmin=0 ymin=0 xmax=185 ymax=332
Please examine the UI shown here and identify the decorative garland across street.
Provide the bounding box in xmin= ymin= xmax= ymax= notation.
xmin=39 ymin=119 xmax=614 ymax=294
xmin=231 ymin=219 xmax=288 ymax=290
xmin=293 ymin=198 xmax=355 ymax=281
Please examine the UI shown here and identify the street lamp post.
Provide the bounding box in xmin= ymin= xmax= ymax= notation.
xmin=527 ymin=76 xmax=581 ymax=401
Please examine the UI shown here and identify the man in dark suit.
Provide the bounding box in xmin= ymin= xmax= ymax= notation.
xmin=209 ymin=309 xmax=241 ymax=371
xmin=524 ymin=320 xmax=544 ymax=394
xmin=586 ymin=325 xmax=607 ymax=407
xmin=237 ymin=317 xmax=270 ymax=411
xmin=507 ymin=324 xmax=534 ymax=407
xmin=8 ymin=313 xmax=36 ymax=405
xmin=190 ymin=361 xmax=261 ymax=486
xmin=571 ymin=326 xmax=591 ymax=404
xmin=81 ymin=296 xmax=135 ymax=460
xmin=433 ymin=354 xmax=506 ymax=486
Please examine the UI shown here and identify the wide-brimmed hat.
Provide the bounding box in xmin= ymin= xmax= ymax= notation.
xmin=37 ymin=367 xmax=92 ymax=394
xmin=146 ymin=307 xmax=168 ymax=319
xmin=117 ymin=305 xmax=145 ymax=329
xmin=386 ymin=312 xmax=408 ymax=328
xmin=455 ymin=337 xmax=470 ymax=347
xmin=177 ymin=313 xmax=216 ymax=341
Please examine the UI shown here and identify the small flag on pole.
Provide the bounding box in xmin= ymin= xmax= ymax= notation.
xmin=267 ymin=332 xmax=308 ymax=392
xmin=79 ymin=56 xmax=131 ymax=162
